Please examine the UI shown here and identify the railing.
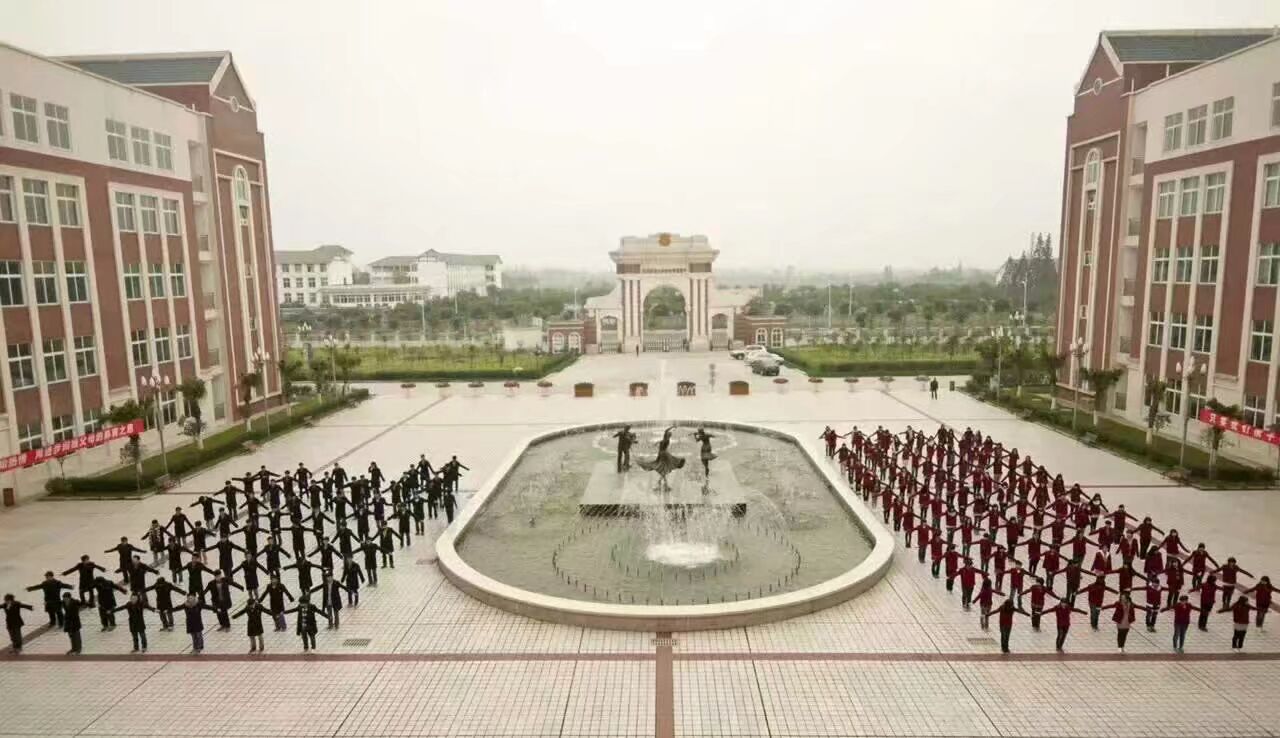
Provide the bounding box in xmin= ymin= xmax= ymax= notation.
xmin=1127 ymin=218 xmax=1141 ymax=237
xmin=1130 ymin=156 xmax=1144 ymax=176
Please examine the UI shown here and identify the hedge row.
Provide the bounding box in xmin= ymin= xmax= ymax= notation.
xmin=47 ymin=389 xmax=372 ymax=496
xmin=775 ymin=350 xmax=977 ymax=377
xmin=968 ymin=382 xmax=1273 ymax=485
xmin=341 ymin=352 xmax=578 ymax=382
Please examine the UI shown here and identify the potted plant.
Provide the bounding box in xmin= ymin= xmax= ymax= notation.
xmin=503 ymin=380 xmax=520 ymax=397
xmin=537 ymin=379 xmax=553 ymax=397
xmin=880 ymin=376 xmax=895 ymax=391
xmin=773 ymin=376 xmax=789 ymax=393
xmin=844 ymin=377 xmax=859 ymax=392
xmin=807 ymin=376 xmax=823 ymax=392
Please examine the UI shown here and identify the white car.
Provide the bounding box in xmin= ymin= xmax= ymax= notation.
xmin=745 ymin=349 xmax=782 ymax=364
xmin=730 ymin=344 xmax=766 ymax=360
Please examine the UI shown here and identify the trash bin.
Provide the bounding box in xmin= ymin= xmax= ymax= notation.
xmin=2 ymin=487 xmax=14 ymax=507
xmin=949 ymin=380 xmax=956 ymax=391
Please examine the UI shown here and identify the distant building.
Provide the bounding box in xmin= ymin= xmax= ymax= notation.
xmin=367 ymin=249 xmax=502 ymax=297
xmin=274 ymin=244 xmax=355 ymax=306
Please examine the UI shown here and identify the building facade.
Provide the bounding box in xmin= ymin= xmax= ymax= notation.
xmin=1057 ymin=29 xmax=1280 ymax=461
xmin=0 ymin=42 xmax=281 ymax=495
xmin=275 ymin=243 xmax=354 ymax=306
xmin=367 ymin=249 xmax=502 ymax=297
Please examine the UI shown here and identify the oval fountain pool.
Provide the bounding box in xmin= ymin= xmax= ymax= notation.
xmin=436 ymin=421 xmax=892 ymax=630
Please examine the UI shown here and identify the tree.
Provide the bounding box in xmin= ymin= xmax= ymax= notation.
xmin=277 ymin=356 xmax=304 ymax=415
xmin=944 ymin=334 xmax=960 ymax=357
xmin=1143 ymin=378 xmax=1170 ymax=446
xmin=106 ymin=399 xmax=149 ymax=490
xmin=1201 ymin=398 xmax=1243 ymax=478
xmin=1007 ymin=344 xmax=1033 ymax=396
xmin=335 ymin=349 xmax=360 ymax=394
xmin=239 ymin=372 xmax=262 ymax=430
xmin=1083 ymin=368 xmax=1123 ymax=424
xmin=1039 ymin=348 xmax=1067 ymax=410
xmin=178 ymin=378 xmax=207 ymax=450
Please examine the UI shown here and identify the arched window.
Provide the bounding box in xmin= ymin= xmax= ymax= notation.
xmin=601 ymin=315 xmax=619 ymax=331
xmin=1084 ymin=149 xmax=1100 ymax=186
xmin=551 ymin=333 xmax=565 ymax=352
xmin=711 ymin=313 xmax=728 ymax=330
xmin=771 ymin=328 xmax=784 ymax=346
xmin=755 ymin=328 xmax=767 ymax=344
xmin=233 ymin=166 xmax=251 ymax=224
xmin=568 ymin=333 xmax=581 ymax=352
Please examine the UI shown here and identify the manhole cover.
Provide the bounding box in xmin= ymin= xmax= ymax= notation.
xmin=966 ymin=637 xmax=997 ymax=645
xmin=416 ymin=557 xmax=436 ymax=565
xmin=342 ymin=638 xmax=372 ymax=647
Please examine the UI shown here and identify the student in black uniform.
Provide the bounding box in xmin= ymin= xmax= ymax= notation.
xmin=105 ymin=538 xmax=145 ymax=583
xmin=261 ymin=576 xmax=294 ymax=632
xmin=114 ymin=592 xmax=155 ymax=652
xmin=190 ymin=494 xmax=224 ymax=526
xmin=232 ymin=596 xmax=276 ymax=653
xmin=173 ymin=594 xmax=214 ymax=653
xmin=143 ymin=519 xmax=167 ymax=566
xmin=25 ymin=571 xmax=72 ymax=627
xmin=61 ymin=555 xmax=105 ymax=606
xmin=283 ymin=594 xmax=330 ymax=652
xmin=145 ymin=577 xmax=185 ymax=630
xmin=60 ymin=593 xmax=84 ymax=654
xmin=2 ymin=594 xmax=34 ymax=653
xmin=91 ymin=574 xmax=127 ymax=630
xmin=341 ymin=556 xmax=365 ymax=607
xmin=358 ymin=536 xmax=380 ymax=586
xmin=376 ymin=522 xmax=402 ymax=568
xmin=203 ymin=570 xmax=243 ymax=630
xmin=311 ymin=571 xmax=349 ymax=629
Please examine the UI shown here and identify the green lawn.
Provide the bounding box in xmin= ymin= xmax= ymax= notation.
xmin=294 ymin=346 xmax=575 ymax=381
xmin=777 ymin=345 xmax=979 ymax=377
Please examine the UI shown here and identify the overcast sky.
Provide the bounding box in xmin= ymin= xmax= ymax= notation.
xmin=6 ymin=1 xmax=1278 ymax=270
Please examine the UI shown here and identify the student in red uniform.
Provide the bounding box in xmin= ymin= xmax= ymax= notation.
xmin=1211 ymin=557 xmax=1253 ymax=608
xmin=993 ymin=596 xmax=1030 ymax=654
xmin=1163 ymin=595 xmax=1199 ymax=653
xmin=1100 ymin=591 xmax=1139 ymax=653
xmin=1022 ymin=577 xmax=1052 ymax=631
xmin=1186 ymin=543 xmax=1218 ymax=589
xmin=1219 ymin=596 xmax=1255 ymax=650
xmin=1191 ymin=574 xmax=1220 ymax=631
xmin=1242 ymin=576 xmax=1273 ymax=630
xmin=1042 ymin=601 xmax=1088 ymax=652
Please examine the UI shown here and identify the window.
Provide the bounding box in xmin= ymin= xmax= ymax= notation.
xmin=1174 ymin=246 xmax=1193 ymax=283
xmin=1211 ymin=97 xmax=1234 ymax=140
xmin=307 ymin=277 xmax=316 ymax=288
xmin=124 ymin=264 xmax=143 ymax=300
xmin=130 ymin=127 xmax=151 ymax=166
xmin=22 ymin=179 xmax=49 ymax=225
xmin=1187 ymin=380 xmax=1207 ymax=419
xmin=1084 ymin=150 xmax=1100 ymax=185
xmin=55 ymin=183 xmax=81 ymax=227
xmin=154 ymin=326 xmax=172 ymax=363
xmin=1164 ymin=377 xmax=1183 ymax=415
xmin=1258 ymin=243 xmax=1280 ymax=286
xmin=17 ymin=422 xmax=42 ymax=453
xmin=0 ymin=261 xmax=23 ymax=306
xmin=33 ymin=261 xmax=58 ymax=305
xmin=162 ymin=198 xmax=180 ymax=234
xmin=1169 ymin=313 xmax=1187 ymax=350
xmin=1179 ymin=176 xmax=1200 ymax=216
xmin=1244 ymin=394 xmax=1267 ymax=428
xmin=42 ymin=338 xmax=67 ymax=382
xmin=1148 ymin=311 xmax=1165 ymax=347
xmin=1193 ymin=315 xmax=1214 ymax=353
xmin=0 ymin=175 xmax=13 ymax=222
xmin=282 ymin=277 xmax=291 ymax=288
xmin=74 ymin=335 xmax=96 ymax=376
xmin=233 ymin=166 xmax=251 ymax=224
xmin=1273 ymin=82 xmax=1280 ymax=128
xmin=1152 ymin=247 xmax=1170 ymax=282
xmin=139 ymin=195 xmax=159 ymax=234
xmin=82 ymin=407 xmax=103 ymax=434
xmin=51 ymin=414 xmax=74 ymax=443
xmin=1157 ymin=181 xmax=1176 ymax=218
xmin=8 ymin=343 xmax=35 ymax=389
xmin=1186 ymin=104 xmax=1207 ymax=146
xmin=161 ymin=391 xmax=178 ymax=425
xmin=1204 ymin=173 xmax=1225 ymax=214
xmin=105 ymin=119 xmax=128 ymax=161
xmin=148 ymin=263 xmax=166 ymax=297
xmin=170 ymin=262 xmax=186 ymax=297
xmin=1199 ymin=245 xmax=1219 ymax=283
xmin=1162 ymin=112 xmax=1182 ymax=152
xmin=130 ymin=329 xmax=149 ymax=366
xmin=10 ymin=93 xmax=38 ymax=143
xmin=65 ymin=261 xmax=89 ymax=303
xmin=1265 ymin=163 xmax=1279 ymax=209
xmin=1251 ymin=320 xmax=1274 ymax=363
xmin=154 ymin=133 xmax=173 ymax=171
xmin=114 ymin=192 xmax=136 ymax=231
xmin=44 ymin=103 xmax=70 ymax=149
xmin=176 ymin=325 xmax=192 ymax=359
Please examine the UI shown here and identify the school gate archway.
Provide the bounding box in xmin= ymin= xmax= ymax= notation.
xmin=582 ymin=233 xmax=757 ymax=353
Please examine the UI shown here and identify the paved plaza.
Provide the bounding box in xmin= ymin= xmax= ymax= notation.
xmin=2 ymin=353 xmax=1280 ymax=737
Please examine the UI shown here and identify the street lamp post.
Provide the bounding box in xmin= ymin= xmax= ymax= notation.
xmin=300 ymin=321 xmax=313 ymax=367
xmin=990 ymin=326 xmax=1004 ymax=395
xmin=1070 ymin=337 xmax=1089 ymax=433
xmin=253 ymin=348 xmax=272 ymax=437
xmin=140 ymin=373 xmax=173 ymax=478
xmin=324 ymin=335 xmax=338 ymax=396
xmin=1176 ymin=360 xmax=1204 ymax=467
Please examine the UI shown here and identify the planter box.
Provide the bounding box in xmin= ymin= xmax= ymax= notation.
xmin=574 ymin=382 xmax=594 ymax=398
xmin=729 ymin=380 xmax=749 ymax=396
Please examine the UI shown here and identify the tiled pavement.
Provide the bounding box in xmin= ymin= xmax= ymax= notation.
xmin=3 ymin=354 xmax=1280 ymax=737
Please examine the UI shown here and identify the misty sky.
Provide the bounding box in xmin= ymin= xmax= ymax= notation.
xmin=6 ymin=1 xmax=1278 ymax=270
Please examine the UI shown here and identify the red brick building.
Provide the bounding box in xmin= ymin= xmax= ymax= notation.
xmin=0 ymin=42 xmax=281 ymax=492
xmin=1057 ymin=29 xmax=1280 ymax=461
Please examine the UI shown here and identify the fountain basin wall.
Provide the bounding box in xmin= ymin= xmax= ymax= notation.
xmin=436 ymin=421 xmax=893 ymax=631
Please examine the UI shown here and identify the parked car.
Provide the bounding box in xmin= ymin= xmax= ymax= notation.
xmin=745 ymin=350 xmax=783 ymax=365
xmin=750 ymin=357 xmax=781 ymax=376
xmin=730 ymin=344 xmax=766 ymax=360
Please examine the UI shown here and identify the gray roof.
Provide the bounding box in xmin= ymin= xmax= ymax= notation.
xmin=1106 ymin=32 xmax=1273 ymax=63
xmin=420 ymin=249 xmax=502 ymax=266
xmin=368 ymin=255 xmax=418 ymax=268
xmin=62 ymin=55 xmax=225 ymax=85
xmin=275 ymin=244 xmax=352 ymax=265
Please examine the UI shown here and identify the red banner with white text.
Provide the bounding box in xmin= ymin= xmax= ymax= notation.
xmin=0 ymin=419 xmax=146 ymax=472
xmin=1198 ymin=408 xmax=1280 ymax=448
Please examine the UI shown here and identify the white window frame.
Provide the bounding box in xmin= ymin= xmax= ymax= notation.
xmin=65 ymin=261 xmax=89 ymax=303
xmin=1163 ymin=112 xmax=1182 ymax=152
xmin=9 ymin=93 xmax=38 ymax=144
xmin=1186 ymin=104 xmax=1207 ymax=146
xmin=1198 ymin=245 xmax=1219 ymax=284
xmin=1203 ymin=173 xmax=1225 ymax=214
xmin=7 ymin=343 xmax=35 ymax=389
xmin=55 ymin=183 xmax=81 ymax=227
xmin=1168 ymin=312 xmax=1188 ymax=350
xmin=32 ymin=261 xmax=58 ymax=305
xmin=17 ymin=422 xmax=42 ymax=453
xmin=74 ymin=335 xmax=97 ymax=377
xmin=22 ymin=179 xmax=49 ymax=225
xmin=1156 ymin=181 xmax=1176 ymax=218
xmin=1165 ymin=377 xmax=1183 ymax=415
xmin=1264 ymin=163 xmax=1279 ymax=209
xmin=114 ymin=192 xmax=136 ymax=232
xmin=1084 ymin=149 xmax=1100 ymax=185
xmin=44 ymin=102 xmax=70 ymax=150
xmin=1178 ymin=176 xmax=1200 ymax=217
xmin=82 ymin=407 xmax=103 ymax=435
xmin=51 ymin=414 xmax=74 ymax=443
xmin=1148 ymin=311 xmax=1165 ymax=347
xmin=1193 ymin=315 xmax=1214 ymax=353
xmin=130 ymin=126 xmax=152 ymax=166
xmin=1272 ymin=82 xmax=1280 ymax=129
xmin=105 ymin=119 xmax=128 ymax=162
xmin=1174 ymin=246 xmax=1193 ymax=284
xmin=0 ymin=261 xmax=23 ymax=306
xmin=176 ymin=325 xmax=192 ymax=359
xmin=42 ymin=337 xmax=67 ymax=383
xmin=1258 ymin=243 xmax=1280 ymax=287
xmin=170 ymin=262 xmax=186 ymax=297
xmin=1244 ymin=394 xmax=1267 ymax=428
xmin=130 ymin=329 xmax=149 ymax=366
xmin=0 ymin=175 xmax=13 ymax=223
xmin=139 ymin=195 xmax=159 ymax=234
xmin=124 ymin=264 xmax=143 ymax=301
xmin=148 ymin=263 xmax=166 ymax=298
xmin=1152 ymin=247 xmax=1171 ymax=283
xmin=154 ymin=132 xmax=173 ymax=171
xmin=1250 ymin=319 xmax=1274 ymax=363
xmin=154 ymin=326 xmax=172 ymax=363
xmin=233 ymin=166 xmax=251 ymax=224
xmin=161 ymin=198 xmax=180 ymax=235
xmin=1211 ymin=97 xmax=1234 ymax=141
